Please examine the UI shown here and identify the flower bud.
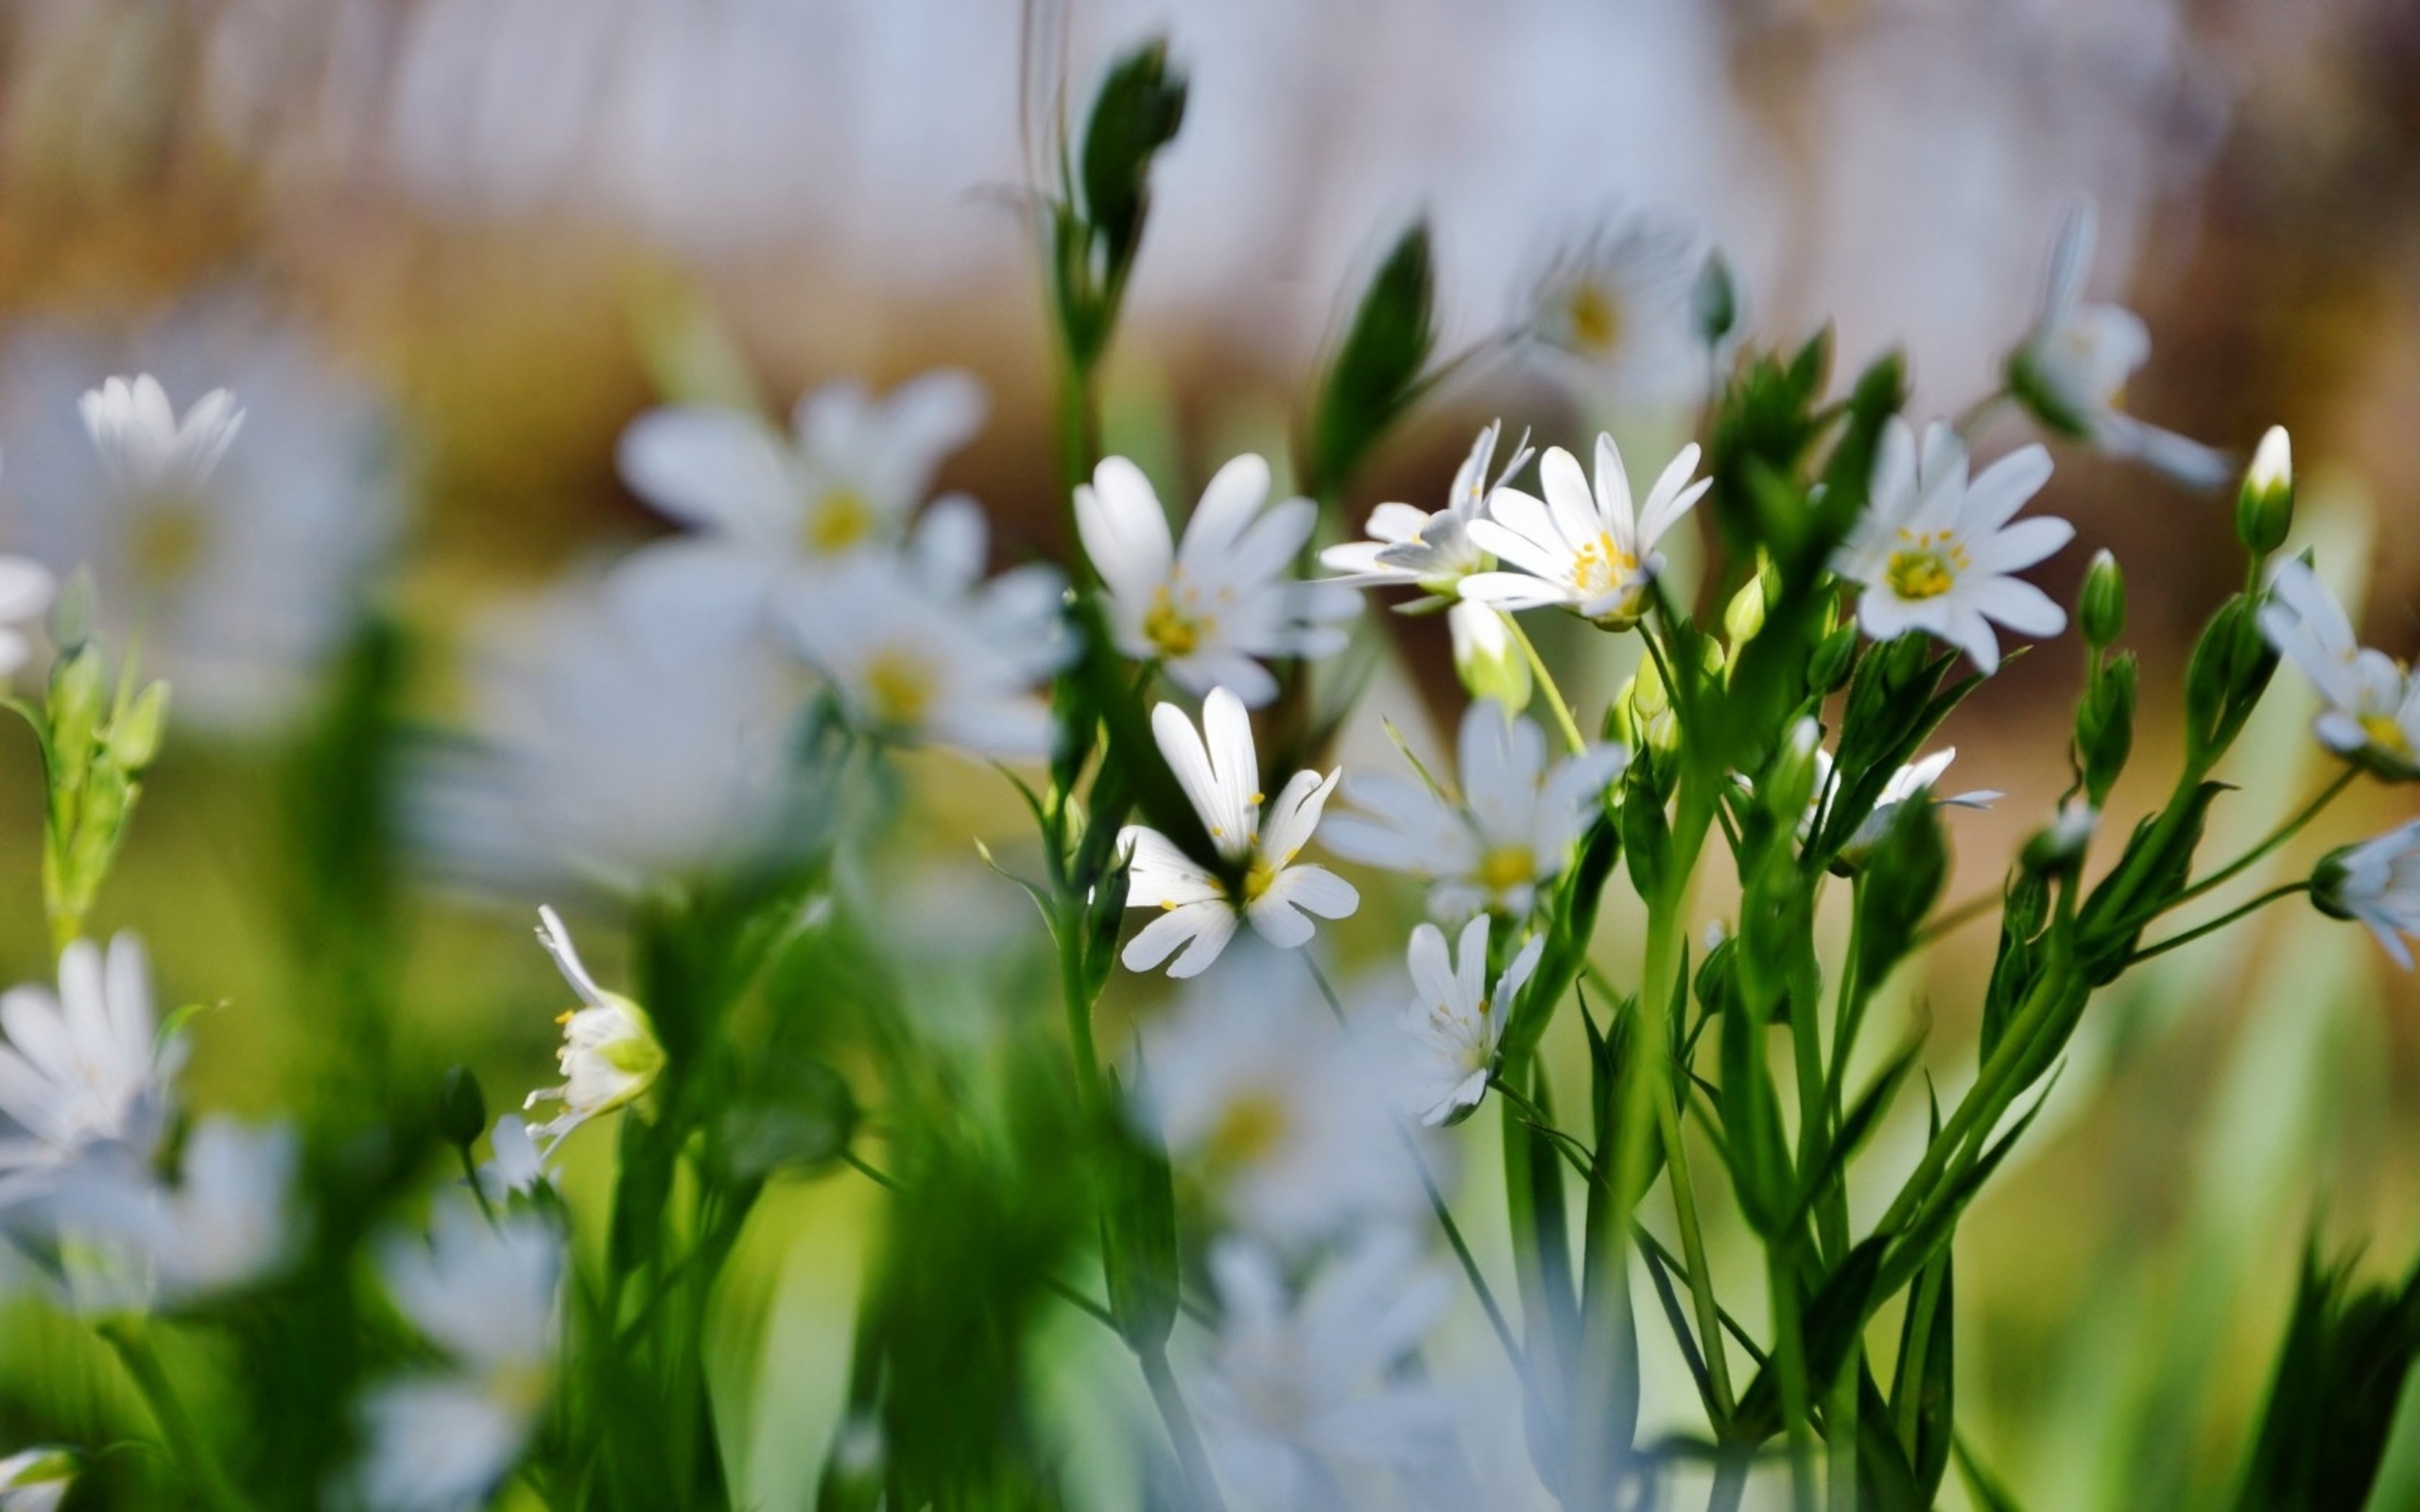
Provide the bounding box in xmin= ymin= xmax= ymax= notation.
xmin=48 ymin=645 xmax=105 ymax=773
xmin=47 ymin=568 xmax=95 ymax=654
xmin=1722 ymin=572 xmax=1767 ymax=646
xmin=2023 ymin=797 xmax=2100 ymax=873
xmin=1764 ymin=717 xmax=1823 ymax=827
xmin=1809 ymin=623 xmax=1860 ymax=696
xmin=1693 ymin=249 xmax=1738 ymax=347
xmin=438 ymin=1065 xmax=490 ymax=1149
xmin=2075 ymin=652 xmax=2136 ymax=804
xmin=2078 ymin=549 xmax=2125 ymax=649
xmin=1449 ymin=600 xmax=1531 ymax=713
xmin=2236 ymin=425 xmax=2293 ymax=558
xmin=107 ymin=679 xmax=169 ymax=772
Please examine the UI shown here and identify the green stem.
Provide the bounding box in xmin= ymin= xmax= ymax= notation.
xmin=1138 ymin=1342 xmax=1229 ymax=1512
xmin=2127 ymin=882 xmax=2308 ymax=966
xmin=1826 ymin=1355 xmax=1859 ymax=1512
xmin=1498 ymin=611 xmax=1588 ymax=756
xmin=1770 ymin=1245 xmax=1819 ymax=1512
xmin=1655 ymin=1075 xmax=1736 ymax=1421
xmin=102 ymin=1323 xmax=247 ymax=1512
xmin=1058 ymin=904 xmax=1106 ymax=1117
xmin=2162 ymin=767 xmax=2355 ymax=914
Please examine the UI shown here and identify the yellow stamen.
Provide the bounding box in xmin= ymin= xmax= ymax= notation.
xmin=864 ymin=646 xmax=936 ymax=729
xmin=1478 ymin=844 xmax=1536 ymax=896
xmin=805 ymin=487 xmax=876 ymax=554
xmin=1143 ymin=585 xmax=1209 ymax=660
xmin=1564 ymin=282 xmax=1624 ymax=358
xmin=1885 ymin=528 xmax=1968 ymax=601
xmin=2362 ymin=713 xmax=2412 ymax=757
xmin=132 ymin=501 xmax=207 ymax=587
xmin=1205 ymin=1092 xmax=1290 ymax=1171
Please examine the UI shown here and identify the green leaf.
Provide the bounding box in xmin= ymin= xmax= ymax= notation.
xmin=1305 ymin=218 xmax=1437 ymax=499
xmin=1098 ymin=1073 xmax=1181 ymax=1355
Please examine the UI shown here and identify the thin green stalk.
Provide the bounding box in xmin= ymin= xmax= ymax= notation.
xmin=1498 ymin=610 xmax=1588 ymax=755
xmin=1138 ymin=1341 xmax=1230 ymax=1512
xmin=1770 ymin=1246 xmax=1819 ymax=1512
xmin=102 ymin=1323 xmax=248 ymax=1512
xmin=1826 ymin=1357 xmax=1858 ymax=1512
xmin=2162 ymin=766 xmax=2354 ymax=914
xmin=1058 ymin=906 xmax=1106 ymax=1116
xmin=2127 ymin=882 xmax=2308 ymax=966
xmin=1655 ymin=1077 xmax=1737 ymax=1421
xmin=1893 ymin=1256 xmax=1948 ymax=1454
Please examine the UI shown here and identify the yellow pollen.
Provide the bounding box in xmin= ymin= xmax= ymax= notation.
xmin=1564 ymin=282 xmax=1625 ymax=357
xmin=863 ymin=646 xmax=936 ymax=729
xmin=1885 ymin=530 xmax=1967 ymax=601
xmin=1206 ymin=1092 xmax=1290 ymax=1171
xmin=804 ymin=487 xmax=876 ymax=554
xmin=556 ymin=1009 xmax=576 ymax=1025
xmin=1571 ymin=533 xmax=1640 ymax=598
xmin=1478 ymin=844 xmax=1536 ymax=895
xmin=1143 ymin=585 xmax=1210 ymax=660
xmin=2362 ymin=713 xmax=2412 ymax=757
xmin=1239 ymin=855 xmax=1279 ymax=904
xmin=132 ymin=499 xmax=208 ymax=587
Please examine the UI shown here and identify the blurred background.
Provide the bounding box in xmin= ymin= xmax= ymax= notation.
xmin=0 ymin=0 xmax=2417 ymax=1505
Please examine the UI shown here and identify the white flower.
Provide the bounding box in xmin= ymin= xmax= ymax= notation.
xmin=615 ymin=369 xmax=985 ymax=602
xmin=2257 ymin=558 xmax=2419 ymax=780
xmin=477 ymin=1116 xmax=549 ymax=1202
xmin=2316 ymin=820 xmax=2420 ymax=970
xmin=1319 ymin=421 xmax=1532 ymax=605
xmin=78 ymin=375 xmax=245 ymax=497
xmin=356 ymin=1200 xmax=562 ymax=1512
xmin=73 ymin=1116 xmax=301 ymax=1307
xmin=1137 ymin=945 xmax=1420 ymax=1249
xmin=523 ymin=907 xmax=663 ymax=1151
xmin=0 ymin=531 xmax=55 ymax=679
xmin=0 ymin=1448 xmax=74 ymax=1512
xmin=2010 ymin=203 xmax=2229 ymax=490
xmin=1461 ymin=436 xmax=1710 ymax=629
xmin=1077 ymin=455 xmax=1357 ymax=707
xmin=0 ymin=310 xmax=401 ymax=731
xmin=1117 ymin=688 xmax=1358 ymax=978
xmin=0 ymin=936 xmax=180 ymax=1214
xmin=783 ymin=503 xmax=1068 ymax=760
xmin=1189 ymin=1230 xmax=1459 ymax=1508
xmin=1324 ymin=699 xmax=1627 ymax=923
xmin=1524 ymin=214 xmax=1707 ymax=404
xmin=2037 ymin=796 xmax=2100 ymax=863
xmin=1834 ymin=419 xmax=2073 ymax=675
xmin=1809 ymin=746 xmax=2001 ymax=868
xmin=1399 ymin=916 xmax=1544 ymax=1127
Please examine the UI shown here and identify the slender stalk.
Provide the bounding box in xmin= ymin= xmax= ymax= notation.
xmin=1913 ymin=886 xmax=2002 ymax=947
xmin=102 ymin=1323 xmax=248 ymax=1512
xmin=1499 ymin=610 xmax=1588 ymax=756
xmin=1058 ymin=907 xmax=1106 ymax=1115
xmin=2127 ymin=882 xmax=2308 ymax=966
xmin=1655 ymin=1077 xmax=1736 ymax=1420
xmin=1770 ymin=1246 xmax=1819 ymax=1512
xmin=1138 ymin=1341 xmax=1230 ymax=1512
xmin=839 ymin=1148 xmax=901 ymax=1192
xmin=2161 ymin=766 xmax=2354 ymax=914
xmin=1826 ymin=1357 xmax=1858 ymax=1512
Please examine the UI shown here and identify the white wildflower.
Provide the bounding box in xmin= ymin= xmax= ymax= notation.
xmin=73 ymin=1116 xmax=301 ymax=1307
xmin=1810 ymin=746 xmax=2001 ymax=868
xmin=0 ymin=936 xmax=180 ymax=1214
xmin=2257 ymin=558 xmax=2420 ymax=780
xmin=1524 ymin=214 xmax=1707 ymax=404
xmin=1400 ymin=916 xmax=1544 ymax=1127
xmin=78 ymin=376 xmax=245 ymax=497
xmin=1319 ymin=421 xmax=1532 ymax=605
xmin=1833 ymin=419 xmax=2072 ymax=675
xmin=1324 ymin=699 xmax=1627 ymax=922
xmin=477 ymin=1116 xmax=549 ymax=1202
xmin=523 ymin=907 xmax=663 ymax=1152
xmin=1077 ymin=455 xmax=1357 ymax=707
xmin=2315 ymin=820 xmax=2420 ymax=970
xmin=1461 ymin=436 xmax=1710 ymax=630
xmin=1117 ymin=688 xmax=1358 ymax=978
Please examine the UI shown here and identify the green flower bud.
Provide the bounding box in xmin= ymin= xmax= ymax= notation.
xmin=48 ymin=568 xmax=95 ymax=655
xmin=1722 ymin=571 xmax=1767 ymax=646
xmin=1448 ymin=600 xmax=1531 ymax=712
xmin=2023 ymin=797 xmax=2100 ymax=873
xmin=1809 ymin=623 xmax=1860 ymax=696
xmin=2309 ymin=845 xmax=2360 ymax=921
xmin=49 ymin=646 xmax=106 ymax=773
xmin=1693 ymin=249 xmax=1738 ymax=347
xmin=1764 ymin=716 xmax=1823 ymax=827
xmin=2079 ymin=549 xmax=2125 ymax=649
xmin=108 ymin=679 xmax=169 ymax=772
xmin=2076 ymin=651 xmax=2136 ymax=804
xmin=2236 ymin=425 xmax=2293 ymax=558
xmin=438 ymin=1065 xmax=489 ymax=1148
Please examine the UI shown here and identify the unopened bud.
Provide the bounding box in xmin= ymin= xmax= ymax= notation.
xmin=1765 ymin=717 xmax=1823 ymax=824
xmin=1722 ymin=572 xmax=1766 ymax=645
xmin=2023 ymin=797 xmax=2100 ymax=872
xmin=1810 ymin=623 xmax=1859 ymax=695
xmin=48 ymin=646 xmax=106 ymax=770
xmin=1448 ymin=600 xmax=1531 ymax=712
xmin=438 ymin=1066 xmax=489 ymax=1148
xmin=47 ymin=569 xmax=93 ymax=654
xmin=1693 ymin=250 xmax=1738 ymax=347
xmin=108 ymin=679 xmax=169 ymax=771
xmin=2236 ymin=425 xmax=2293 ymax=557
xmin=2079 ymin=549 xmax=2125 ymax=649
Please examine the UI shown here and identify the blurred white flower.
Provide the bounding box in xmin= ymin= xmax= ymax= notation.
xmin=2314 ymin=820 xmax=2420 ymax=971
xmin=1810 ymin=746 xmax=2001 ymax=868
xmin=0 ymin=535 xmax=56 ymax=680
xmin=2009 ymin=203 xmax=2229 ymax=490
xmin=1461 ymin=436 xmax=1710 ymax=630
xmin=0 ymin=1448 xmax=74 ymax=1512
xmin=524 ymin=906 xmax=663 ymax=1151
xmin=1077 ymin=455 xmax=1357 ymax=708
xmin=0 ymin=935 xmax=181 ymax=1214
xmin=615 ymin=369 xmax=985 ymax=609
xmin=1400 ymin=916 xmax=1543 ymax=1127
xmin=0 ymin=310 xmax=400 ymax=731
xmin=356 ymin=1200 xmax=562 ymax=1512
xmin=2257 ymin=558 xmax=2419 ymax=781
xmin=1320 ymin=421 xmax=1532 ymax=606
xmin=1117 ymin=688 xmax=1358 ymax=979
xmin=1523 ymin=214 xmax=1707 ymax=405
xmin=477 ymin=1116 xmax=549 ymax=1201
xmin=783 ymin=503 xmax=1067 ymax=760
xmin=73 ymin=1116 xmax=302 ymax=1308
xmin=1189 ymin=1229 xmax=1459 ymax=1508
xmin=1834 ymin=419 xmax=2071 ymax=675
xmin=1324 ymin=699 xmax=1626 ymax=923
xmin=1137 ymin=946 xmax=1418 ymax=1249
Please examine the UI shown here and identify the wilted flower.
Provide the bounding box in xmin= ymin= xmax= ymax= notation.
xmin=0 ymin=1448 xmax=74 ymax=1512
xmin=1810 ymin=746 xmax=2001 ymax=868
xmin=355 ymin=1200 xmax=562 ymax=1512
xmin=1834 ymin=419 xmax=2072 ymax=675
xmin=2257 ymin=558 xmax=2419 ymax=780
xmin=0 ymin=936 xmax=181 ymax=1214
xmin=1324 ymin=699 xmax=1627 ymax=922
xmin=2313 ymin=820 xmax=2420 ymax=970
xmin=1461 ymin=436 xmax=1710 ymax=629
xmin=1077 ymin=455 xmax=1357 ymax=707
xmin=1117 ymin=688 xmax=1358 ymax=978
xmin=1320 ymin=421 xmax=1532 ymax=606
xmin=1524 ymin=214 xmax=1706 ymax=404
xmin=1189 ymin=1230 xmax=1459 ymax=1507
xmin=1400 ymin=916 xmax=1543 ymax=1127
xmin=2008 ymin=204 xmax=2228 ymax=489
xmin=523 ymin=907 xmax=663 ymax=1151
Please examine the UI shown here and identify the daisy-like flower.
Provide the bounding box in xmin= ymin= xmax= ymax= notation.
xmin=0 ymin=936 xmax=181 ymax=1214
xmin=1323 ymin=699 xmax=1628 ymax=923
xmin=1188 ymin=1229 xmax=1459 ymax=1507
xmin=1077 ymin=454 xmax=1358 ymax=707
xmin=1400 ymin=916 xmax=1544 ymax=1127
xmin=1833 ymin=419 xmax=2073 ymax=675
xmin=1808 ymin=746 xmax=2001 ymax=869
xmin=1117 ymin=688 xmax=1358 ymax=978
xmin=2313 ymin=820 xmax=2420 ymax=969
xmin=1460 ymin=435 xmax=1711 ymax=630
xmin=1137 ymin=944 xmax=1420 ymax=1249
xmin=0 ymin=309 xmax=402 ymax=731
xmin=355 ymin=1200 xmax=562 ymax=1512
xmin=2257 ymin=558 xmax=2420 ymax=780
xmin=522 ymin=907 xmax=664 ymax=1152
xmin=0 ymin=1449 xmax=74 ymax=1512
xmin=1319 ymin=421 xmax=1532 ymax=606
xmin=783 ymin=503 xmax=1069 ymax=760
xmin=1524 ymin=214 xmax=1707 ymax=405
xmin=72 ymin=1116 xmax=302 ymax=1307
xmin=615 ymin=369 xmax=985 ymax=605
xmin=2007 ymin=203 xmax=2229 ymax=490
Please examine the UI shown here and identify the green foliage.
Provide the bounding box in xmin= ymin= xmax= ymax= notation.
xmin=1304 ymin=219 xmax=1438 ymax=501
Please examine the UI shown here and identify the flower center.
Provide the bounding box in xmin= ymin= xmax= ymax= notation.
xmin=1239 ymin=854 xmax=1279 ymax=904
xmin=1885 ymin=530 xmax=1968 ymax=601
xmin=132 ymin=497 xmax=209 ymax=588
xmin=1205 ymin=1091 xmax=1290 ymax=1172
xmin=1571 ymin=533 xmax=1639 ymax=598
xmin=1564 ymin=282 xmax=1625 ymax=358
xmin=1478 ymin=844 xmax=1536 ymax=896
xmin=804 ymin=486 xmax=876 ymax=554
xmin=1144 ymin=585 xmax=1212 ymax=660
xmin=2361 ymin=713 xmax=2412 ymax=758
xmin=863 ymin=646 xmax=936 ymax=730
